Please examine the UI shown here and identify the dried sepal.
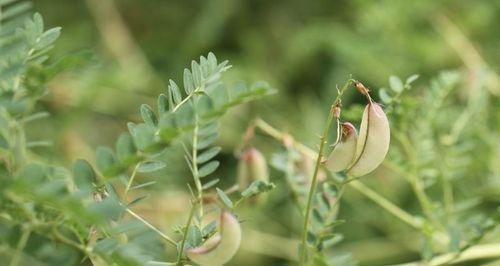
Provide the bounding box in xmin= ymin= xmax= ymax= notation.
xmin=185 ymin=211 xmax=242 ymax=266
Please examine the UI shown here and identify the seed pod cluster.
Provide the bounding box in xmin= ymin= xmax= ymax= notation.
xmin=185 ymin=211 xmax=242 ymax=266
xmin=327 ymin=99 xmax=390 ymax=177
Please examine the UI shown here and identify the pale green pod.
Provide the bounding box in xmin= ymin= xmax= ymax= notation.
xmin=185 ymin=211 xmax=242 ymax=266
xmin=327 ymin=122 xmax=357 ymax=172
xmin=237 ymin=148 xmax=269 ymax=202
xmin=347 ymin=102 xmax=390 ymax=177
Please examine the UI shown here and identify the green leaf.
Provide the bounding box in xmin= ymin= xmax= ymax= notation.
xmin=168 ymin=79 xmax=182 ymax=105
xmin=216 ymin=188 xmax=233 ymax=209
xmin=197 ymin=146 xmax=221 ymax=164
xmin=158 ymin=94 xmax=169 ymax=115
xmin=137 ymin=161 xmax=166 ymax=173
xmin=140 ymin=104 xmax=158 ymax=128
xmin=202 ymin=178 xmax=220 ymax=190
xmin=202 ymin=220 xmax=217 ymax=238
xmin=313 ymin=209 xmax=324 ymax=224
xmin=72 ymin=159 xmax=96 ymax=190
xmin=186 ymin=226 xmax=203 ymax=249
xmin=191 ymin=61 xmax=202 ymax=88
xmin=35 ymin=27 xmax=61 ymax=50
xmin=389 ymin=76 xmax=404 ymax=93
xmin=116 ymin=133 xmax=137 ymax=162
xmin=197 ymin=132 xmax=218 ymax=150
xmin=96 ymin=147 xmax=116 ymax=175
xmin=241 ymin=180 xmax=275 ymax=198
xmin=379 ymin=88 xmax=392 ymax=104
xmin=183 ymin=68 xmax=195 ymax=94
xmin=198 ymin=161 xmax=219 ymax=178
xmin=406 ymin=74 xmax=419 ymax=86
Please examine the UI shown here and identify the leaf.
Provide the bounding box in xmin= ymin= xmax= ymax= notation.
xmin=197 ymin=132 xmax=218 ymax=150
xmin=116 ymin=133 xmax=136 ymax=162
xmin=406 ymin=74 xmax=419 ymax=86
xmin=72 ymin=159 xmax=96 ymax=190
xmin=96 ymin=147 xmax=116 ymax=174
xmin=216 ymin=188 xmax=233 ymax=209
xmin=313 ymin=209 xmax=324 ymax=224
xmin=191 ymin=61 xmax=202 ymax=88
xmin=158 ymin=93 xmax=169 ymax=115
xmin=379 ymin=88 xmax=392 ymax=104
xmin=186 ymin=226 xmax=203 ymax=249
xmin=183 ymin=68 xmax=195 ymax=94
xmin=35 ymin=27 xmax=61 ymax=50
xmin=202 ymin=178 xmax=220 ymax=190
xmin=197 ymin=146 xmax=221 ymax=164
xmin=130 ymin=181 xmax=156 ymax=190
xmin=137 ymin=161 xmax=166 ymax=173
xmin=389 ymin=76 xmax=404 ymax=93
xmin=241 ymin=180 xmax=275 ymax=198
xmin=202 ymin=220 xmax=217 ymax=237
xmin=198 ymin=161 xmax=219 ymax=178
xmin=127 ymin=194 xmax=149 ymax=208
xmin=169 ymin=79 xmax=182 ymax=105
xmin=140 ymin=104 xmax=158 ymax=128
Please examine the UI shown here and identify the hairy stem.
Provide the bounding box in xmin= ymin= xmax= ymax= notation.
xmin=177 ymin=202 xmax=197 ymax=264
xmin=299 ymin=80 xmax=353 ymax=265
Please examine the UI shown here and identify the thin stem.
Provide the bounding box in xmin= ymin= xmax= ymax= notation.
xmin=172 ymin=93 xmax=194 ymax=112
xmin=191 ymin=118 xmax=203 ymax=218
xmin=125 ymin=208 xmax=177 ymax=246
xmin=124 ymin=163 xmax=140 ymax=196
xmin=348 ymin=180 xmax=422 ymax=229
xmin=299 ymin=80 xmax=353 ymax=265
xmin=176 ymin=202 xmax=197 ymax=264
xmin=10 ymin=228 xmax=31 ymax=266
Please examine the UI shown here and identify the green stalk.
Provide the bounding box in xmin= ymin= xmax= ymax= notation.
xmin=177 ymin=202 xmax=197 ymax=265
xmin=299 ymin=80 xmax=353 ymax=265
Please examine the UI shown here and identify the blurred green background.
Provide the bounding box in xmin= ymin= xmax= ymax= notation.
xmin=26 ymin=0 xmax=500 ymax=265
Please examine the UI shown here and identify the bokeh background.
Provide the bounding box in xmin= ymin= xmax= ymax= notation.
xmin=25 ymin=0 xmax=500 ymax=265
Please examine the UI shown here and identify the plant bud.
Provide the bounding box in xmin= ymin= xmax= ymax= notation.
xmin=327 ymin=122 xmax=357 ymax=172
xmin=237 ymin=147 xmax=269 ymax=196
xmin=186 ymin=211 xmax=242 ymax=266
xmin=347 ymin=102 xmax=390 ymax=177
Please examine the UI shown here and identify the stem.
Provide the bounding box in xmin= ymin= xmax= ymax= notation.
xmin=125 ymin=208 xmax=177 ymax=246
xmin=10 ymin=228 xmax=31 ymax=266
xmin=176 ymin=202 xmax=197 ymax=264
xmin=191 ymin=118 xmax=203 ymax=218
xmin=299 ymin=80 xmax=353 ymax=265
xmin=348 ymin=180 xmax=422 ymax=229
xmin=172 ymin=93 xmax=194 ymax=112
xmin=124 ymin=163 xmax=140 ymax=196
xmin=393 ymin=243 xmax=500 ymax=266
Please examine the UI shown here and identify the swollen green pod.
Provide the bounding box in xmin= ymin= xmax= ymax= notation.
xmin=347 ymin=102 xmax=390 ymax=177
xmin=185 ymin=211 xmax=242 ymax=266
xmin=327 ymin=122 xmax=357 ymax=172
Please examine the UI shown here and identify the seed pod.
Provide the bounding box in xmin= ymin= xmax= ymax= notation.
xmin=237 ymin=148 xmax=269 ymax=200
xmin=347 ymin=102 xmax=390 ymax=177
xmin=327 ymin=122 xmax=357 ymax=172
xmin=186 ymin=211 xmax=242 ymax=266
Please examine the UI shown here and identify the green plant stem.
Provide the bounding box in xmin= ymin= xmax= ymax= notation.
xmin=125 ymin=208 xmax=177 ymax=246
xmin=191 ymin=118 xmax=203 ymax=218
xmin=393 ymin=243 xmax=500 ymax=266
xmin=299 ymin=80 xmax=353 ymax=265
xmin=348 ymin=180 xmax=422 ymax=229
xmin=176 ymin=202 xmax=197 ymax=265
xmin=124 ymin=163 xmax=140 ymax=196
xmin=10 ymin=227 xmax=31 ymax=266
